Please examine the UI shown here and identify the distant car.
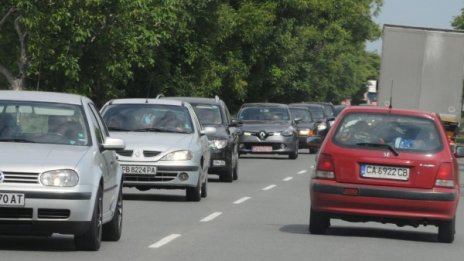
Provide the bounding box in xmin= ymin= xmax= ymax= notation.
xmin=288 ymin=105 xmax=321 ymax=153
xmin=305 ymin=102 xmax=336 ymax=124
xmin=289 ymin=103 xmax=331 ymax=141
xmin=0 ymin=90 xmax=125 ymax=251
xmin=310 ymin=106 xmax=462 ymax=243
xmin=166 ymin=96 xmax=240 ymax=182
xmin=333 ymin=104 xmax=347 ymax=117
xmin=100 ymin=98 xmax=210 ymax=201
xmin=237 ymin=103 xmax=299 ymax=159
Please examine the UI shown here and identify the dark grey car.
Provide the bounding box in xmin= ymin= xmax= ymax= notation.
xmin=166 ymin=96 xmax=240 ymax=182
xmin=237 ymin=103 xmax=299 ymax=159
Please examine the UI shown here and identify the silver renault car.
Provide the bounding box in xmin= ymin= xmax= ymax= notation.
xmin=100 ymin=98 xmax=210 ymax=201
xmin=0 ymin=90 xmax=125 ymax=251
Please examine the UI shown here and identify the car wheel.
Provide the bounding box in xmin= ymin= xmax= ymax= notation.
xmin=201 ymin=177 xmax=207 ymax=198
xmin=219 ymin=166 xmax=233 ymax=183
xmin=75 ymin=186 xmax=103 ymax=251
xmin=309 ymin=208 xmax=330 ymax=235
xmin=233 ymin=160 xmax=238 ymax=181
xmin=102 ymin=182 xmax=123 ymax=241
xmin=289 ymin=148 xmax=298 ymax=159
xmin=438 ymin=218 xmax=455 ymax=243
xmin=186 ymin=178 xmax=201 ymax=202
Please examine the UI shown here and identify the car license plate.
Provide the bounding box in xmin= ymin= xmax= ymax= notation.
xmin=0 ymin=193 xmax=25 ymax=207
xmin=361 ymin=164 xmax=409 ymax=181
xmin=252 ymin=146 xmax=273 ymax=152
xmin=121 ymin=165 xmax=157 ymax=175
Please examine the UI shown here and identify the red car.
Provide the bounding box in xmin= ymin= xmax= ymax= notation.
xmin=310 ymin=106 xmax=462 ymax=243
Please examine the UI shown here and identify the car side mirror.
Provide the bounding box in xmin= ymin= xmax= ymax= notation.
xmin=102 ymin=137 xmax=125 ymax=150
xmin=201 ymin=126 xmax=216 ymax=135
xmin=229 ymin=119 xmax=242 ymax=127
xmin=454 ymin=145 xmax=464 ymax=157
xmin=294 ymin=118 xmax=302 ymax=125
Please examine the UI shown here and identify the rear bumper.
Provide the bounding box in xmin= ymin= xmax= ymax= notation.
xmin=310 ymin=180 xmax=459 ymax=222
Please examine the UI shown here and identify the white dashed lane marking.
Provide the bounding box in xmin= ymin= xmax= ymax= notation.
xmin=262 ymin=184 xmax=277 ymax=191
xmin=283 ymin=177 xmax=293 ymax=181
xmin=149 ymin=234 xmax=181 ymax=248
xmin=297 ymin=170 xmax=307 ymax=175
xmin=234 ymin=197 xmax=251 ymax=204
xmin=200 ymin=212 xmax=222 ymax=222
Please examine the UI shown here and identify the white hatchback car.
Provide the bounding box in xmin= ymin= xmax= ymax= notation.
xmin=0 ymin=90 xmax=125 ymax=251
xmin=100 ymin=98 xmax=211 ymax=201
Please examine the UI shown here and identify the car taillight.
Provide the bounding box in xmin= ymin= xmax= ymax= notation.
xmin=435 ymin=163 xmax=455 ymax=188
xmin=315 ymin=153 xmax=335 ymax=179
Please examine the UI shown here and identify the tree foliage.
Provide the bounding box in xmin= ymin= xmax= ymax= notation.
xmin=0 ymin=0 xmax=382 ymax=109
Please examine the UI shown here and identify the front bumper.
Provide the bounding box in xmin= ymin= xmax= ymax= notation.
xmin=208 ymin=148 xmax=233 ymax=173
xmin=0 ymin=188 xmax=94 ymax=236
xmin=310 ymin=180 xmax=459 ymax=222
xmin=239 ymin=135 xmax=297 ymax=155
xmin=298 ymin=135 xmax=322 ymax=149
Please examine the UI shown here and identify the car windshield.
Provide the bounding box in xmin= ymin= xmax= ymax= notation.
xmin=192 ymin=104 xmax=223 ymax=126
xmin=333 ymin=112 xmax=443 ymax=153
xmin=289 ymin=108 xmax=313 ymax=123
xmin=307 ymin=107 xmax=325 ymax=120
xmin=238 ymin=106 xmax=290 ymax=122
xmin=0 ymin=101 xmax=89 ymax=146
xmin=102 ymin=104 xmax=194 ymax=134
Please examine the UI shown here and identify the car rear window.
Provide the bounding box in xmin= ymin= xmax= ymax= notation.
xmin=332 ymin=112 xmax=443 ymax=153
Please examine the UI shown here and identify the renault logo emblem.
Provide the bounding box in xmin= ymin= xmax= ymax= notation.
xmin=384 ymin=152 xmax=390 ymax=158
xmin=134 ymin=150 xmax=142 ymax=158
xmin=258 ymin=131 xmax=267 ymax=140
xmin=0 ymin=171 xmax=4 ymax=183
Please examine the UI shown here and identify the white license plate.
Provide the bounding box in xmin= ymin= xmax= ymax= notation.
xmin=122 ymin=165 xmax=157 ymax=175
xmin=0 ymin=193 xmax=25 ymax=207
xmin=252 ymin=146 xmax=272 ymax=152
xmin=361 ymin=164 xmax=409 ymax=181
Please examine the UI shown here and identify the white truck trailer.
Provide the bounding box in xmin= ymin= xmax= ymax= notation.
xmin=378 ymin=24 xmax=464 ymax=141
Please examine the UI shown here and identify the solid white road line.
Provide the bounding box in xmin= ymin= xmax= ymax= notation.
xmin=200 ymin=212 xmax=222 ymax=222
xmin=297 ymin=170 xmax=307 ymax=175
xmin=234 ymin=196 xmax=251 ymax=204
xmin=149 ymin=234 xmax=181 ymax=248
xmin=262 ymin=184 xmax=277 ymax=191
xmin=283 ymin=177 xmax=293 ymax=181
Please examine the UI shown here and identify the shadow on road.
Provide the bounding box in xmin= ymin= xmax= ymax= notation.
xmin=0 ymin=235 xmax=76 ymax=251
xmin=123 ymin=193 xmax=187 ymax=202
xmin=279 ymin=224 xmax=439 ymax=243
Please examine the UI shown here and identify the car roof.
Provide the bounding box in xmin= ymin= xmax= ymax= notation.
xmin=0 ymin=90 xmax=88 ymax=105
xmin=164 ymin=96 xmax=223 ymax=105
xmin=289 ymin=102 xmax=324 ymax=109
xmin=339 ymin=106 xmax=438 ymax=119
xmin=104 ymin=98 xmax=186 ymax=107
xmin=240 ymin=102 xmax=289 ymax=108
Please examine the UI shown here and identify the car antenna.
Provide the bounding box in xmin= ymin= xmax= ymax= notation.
xmin=145 ymin=84 xmax=154 ymax=103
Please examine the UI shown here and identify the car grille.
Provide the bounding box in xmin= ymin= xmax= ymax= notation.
xmin=143 ymin=150 xmax=161 ymax=157
xmin=116 ymin=150 xmax=133 ymax=157
xmin=243 ymin=143 xmax=284 ymax=150
xmin=0 ymin=207 xmax=33 ymax=218
xmin=1 ymin=172 xmax=39 ymax=184
xmin=38 ymin=209 xmax=70 ymax=219
xmin=124 ymin=172 xmax=177 ymax=182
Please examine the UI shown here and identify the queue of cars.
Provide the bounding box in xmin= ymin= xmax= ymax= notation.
xmin=0 ymin=90 xmax=460 ymax=249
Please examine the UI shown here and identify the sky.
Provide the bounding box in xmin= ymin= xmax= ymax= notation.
xmin=366 ymin=0 xmax=464 ymax=53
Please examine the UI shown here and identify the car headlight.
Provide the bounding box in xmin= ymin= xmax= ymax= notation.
xmin=243 ymin=131 xmax=252 ymax=136
xmin=161 ymin=150 xmax=193 ymax=161
xmin=281 ymin=127 xmax=294 ymax=136
xmin=299 ymin=129 xmax=310 ymax=136
xmin=209 ymin=139 xmax=228 ymax=149
xmin=40 ymin=169 xmax=79 ymax=187
xmin=317 ymin=122 xmax=327 ymax=131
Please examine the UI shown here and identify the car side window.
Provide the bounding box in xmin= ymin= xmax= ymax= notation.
xmin=224 ymin=104 xmax=231 ymax=125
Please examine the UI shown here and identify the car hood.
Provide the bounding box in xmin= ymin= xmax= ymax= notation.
xmin=296 ymin=122 xmax=317 ymax=129
xmin=0 ymin=143 xmax=90 ymax=170
xmin=240 ymin=122 xmax=292 ymax=132
xmin=206 ymin=126 xmax=229 ymax=139
xmin=110 ymin=131 xmax=193 ymax=150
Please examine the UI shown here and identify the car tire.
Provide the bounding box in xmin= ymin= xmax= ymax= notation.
xmin=102 ymin=183 xmax=123 ymax=241
xmin=289 ymin=149 xmax=298 ymax=159
xmin=438 ymin=218 xmax=455 ymax=243
xmin=201 ymin=177 xmax=207 ymax=198
xmin=233 ymin=161 xmax=238 ymax=181
xmin=219 ymin=166 xmax=233 ymax=183
xmin=75 ymin=186 xmax=103 ymax=251
xmin=186 ymin=179 xmax=201 ymax=202
xmin=309 ymin=208 xmax=330 ymax=235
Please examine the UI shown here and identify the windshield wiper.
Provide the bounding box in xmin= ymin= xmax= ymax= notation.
xmin=0 ymin=138 xmax=35 ymax=143
xmin=356 ymin=142 xmax=399 ymax=156
xmin=132 ymin=127 xmax=165 ymax=132
xmin=108 ymin=127 xmax=130 ymax=131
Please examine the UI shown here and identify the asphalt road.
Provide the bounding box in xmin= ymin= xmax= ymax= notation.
xmin=0 ymin=151 xmax=463 ymax=261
